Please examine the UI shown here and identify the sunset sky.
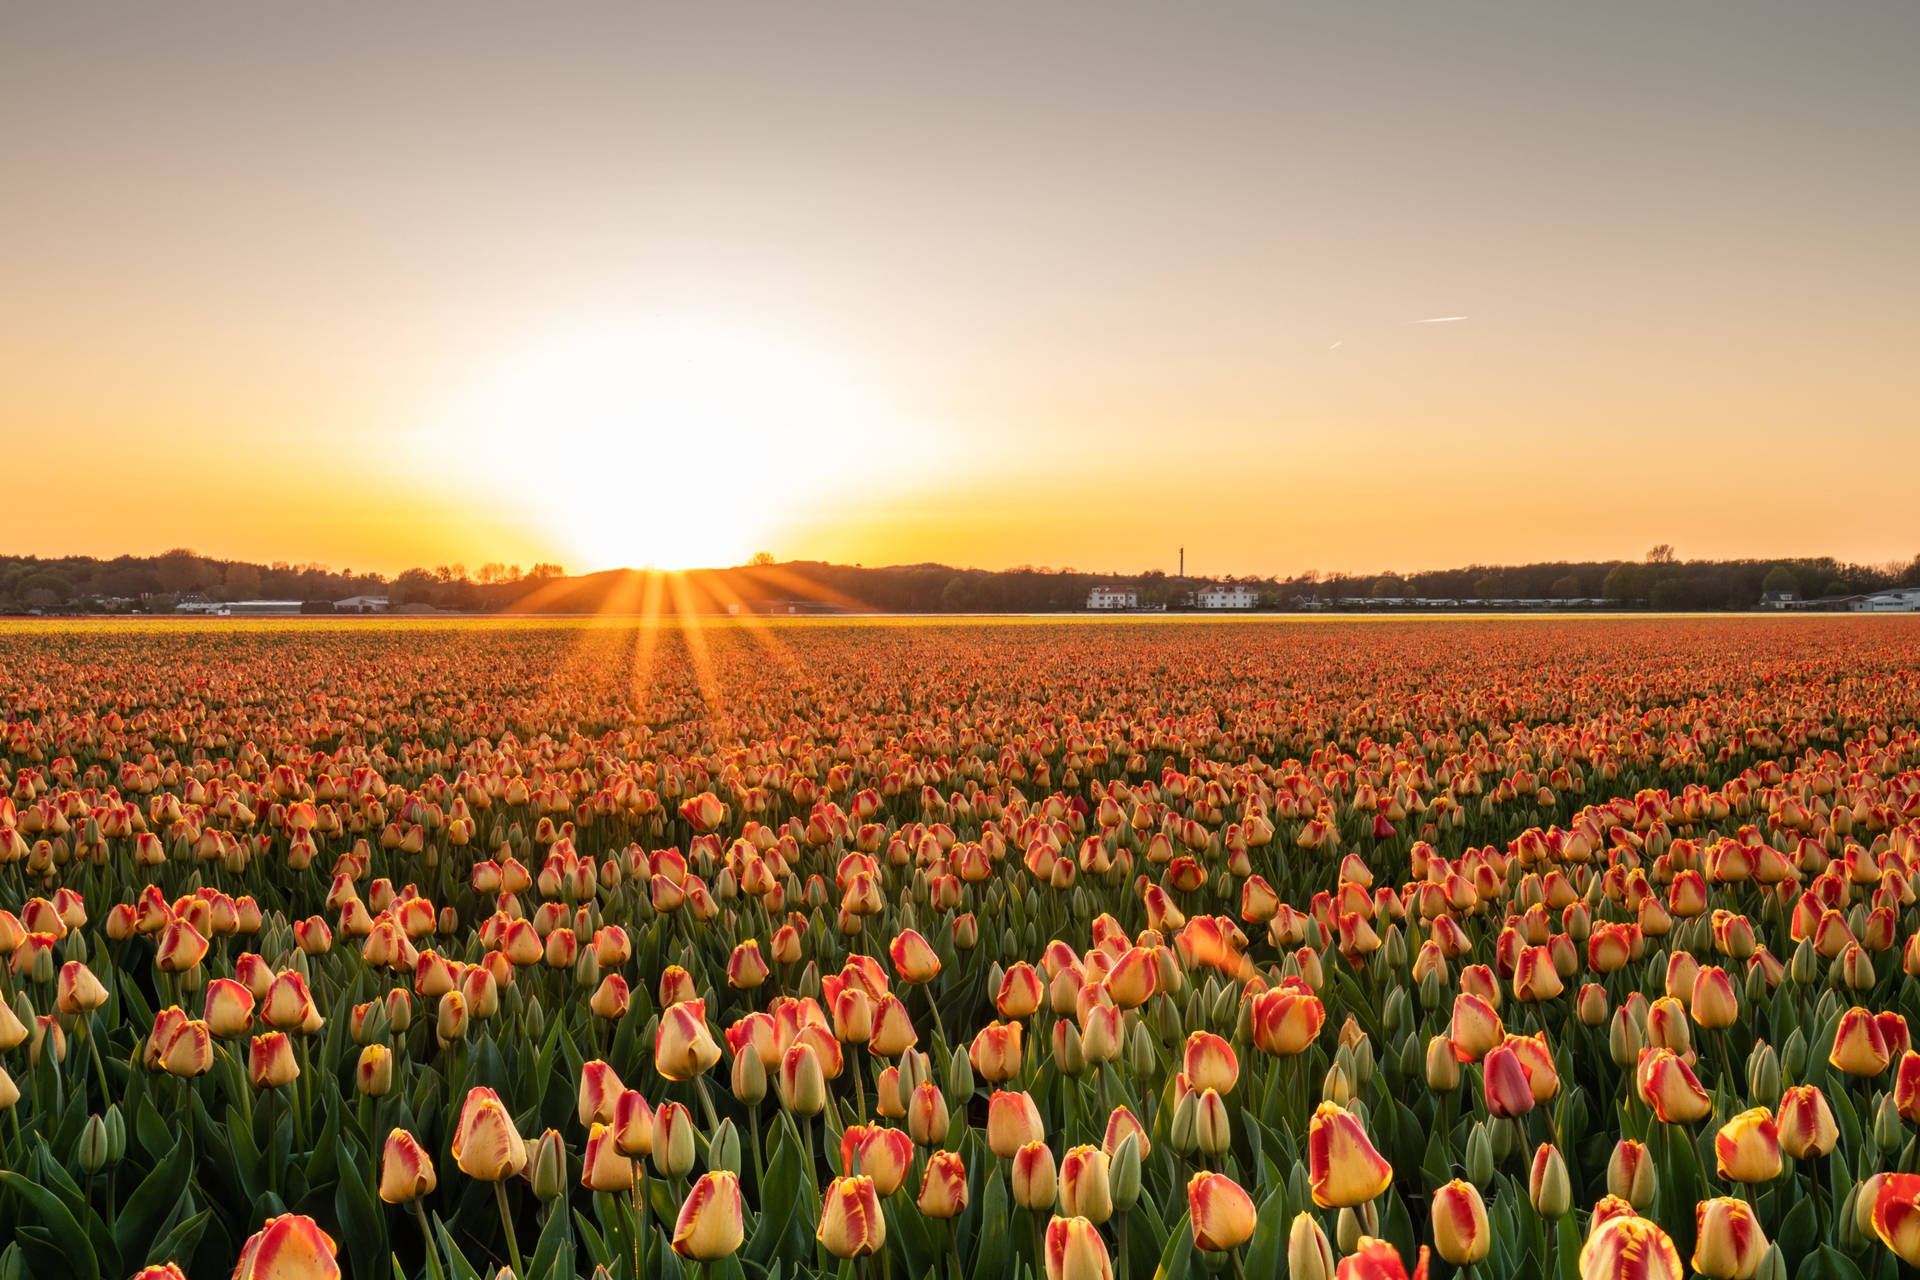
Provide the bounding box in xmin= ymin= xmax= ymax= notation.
xmin=5 ymin=2 xmax=1917 ymax=579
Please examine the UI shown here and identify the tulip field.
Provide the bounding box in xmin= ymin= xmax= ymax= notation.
xmin=10 ymin=615 xmax=1920 ymax=1280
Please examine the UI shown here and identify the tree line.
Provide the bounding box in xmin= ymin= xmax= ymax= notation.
xmin=2 ymin=546 xmax=1915 ymax=614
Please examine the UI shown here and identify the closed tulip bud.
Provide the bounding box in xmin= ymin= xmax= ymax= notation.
xmin=528 ymin=1128 xmax=566 ymax=1200
xmin=1577 ymin=983 xmax=1609 ymax=1027
xmin=1530 ymin=1144 xmax=1571 ymax=1217
xmin=1107 ymin=1130 xmax=1143 ymax=1211
xmin=1431 ymin=1179 xmax=1489 ymax=1264
xmin=654 ymin=1100 xmax=696 ymax=1178
xmin=730 ymin=1045 xmax=767 ymax=1105
xmin=248 ymin=1031 xmax=299 ymax=1089
xmin=578 ymin=1082 xmax=633 ymax=1152
xmin=380 ymin=1129 xmax=438 ymax=1203
xmin=657 ymin=999 xmax=723 ymax=1081
xmin=988 ymin=1089 xmax=1045 ymax=1158
xmin=1288 ymin=1212 xmax=1336 ymax=1280
xmin=778 ymin=1043 xmax=827 ymax=1118
xmin=1609 ymin=1007 xmax=1642 ymax=1067
xmin=579 ymin=1059 xmax=625 ymax=1127
xmin=673 ymin=1170 xmax=744 ymax=1260
xmin=1052 ymin=1020 xmax=1086 ymax=1076
xmin=1425 ymin=1036 xmax=1460 ymax=1092
xmin=1464 ymin=1123 xmax=1494 ymax=1187
xmin=1879 ymin=1092 xmax=1906 ymax=1153
xmin=1013 ymin=1140 xmax=1058 ymax=1210
xmin=1188 ymin=1170 xmax=1258 ymax=1252
xmin=947 ymin=1045 xmax=976 ymax=1105
xmin=103 ymin=1105 xmax=126 ymax=1163
xmin=357 ymin=1044 xmax=393 ymax=1097
xmin=917 ymin=1150 xmax=969 ymax=1219
xmin=1694 ymin=1196 xmax=1768 ymax=1280
xmin=1748 ymin=1041 xmax=1781 ymax=1108
xmin=80 ymin=1114 xmax=110 ymax=1173
xmin=1196 ymin=1087 xmax=1232 ymax=1155
xmin=1044 ymin=1215 xmax=1113 ymax=1280
xmin=1716 ymin=1107 xmax=1782 ymax=1182
xmin=1778 ymin=1084 xmax=1839 ymax=1158
xmin=1608 ymin=1138 xmax=1657 ymax=1209
xmin=818 ymin=1175 xmax=887 ymax=1258
xmin=1336 ymin=1208 xmax=1362 ymax=1255
xmin=908 ymin=1081 xmax=949 ymax=1146
xmin=1170 ymin=1088 xmax=1199 ymax=1154
xmin=435 ymin=990 xmax=469 ymax=1046
xmin=1059 ymin=1145 xmax=1113 ymax=1224
xmin=231 ymin=1214 xmax=340 ymax=1280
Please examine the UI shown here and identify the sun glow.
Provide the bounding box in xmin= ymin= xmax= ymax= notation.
xmin=430 ymin=316 xmax=900 ymax=570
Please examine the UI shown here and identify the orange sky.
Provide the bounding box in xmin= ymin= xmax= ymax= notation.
xmin=5 ymin=3 xmax=1918 ymax=579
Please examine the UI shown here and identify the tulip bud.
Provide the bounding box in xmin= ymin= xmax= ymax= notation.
xmin=80 ymin=1114 xmax=110 ymax=1173
xmin=708 ymin=1119 xmax=741 ymax=1177
xmin=357 ymin=1044 xmax=393 ymax=1097
xmin=731 ymin=1046 xmax=766 ymax=1105
xmin=1464 ymin=1122 xmax=1493 ymax=1187
xmin=1195 ymin=1088 xmax=1231 ymax=1155
xmin=1609 ymin=1007 xmax=1642 ymax=1066
xmin=947 ymin=1045 xmax=976 ymax=1106
xmin=1431 ymin=1179 xmax=1489 ymax=1264
xmin=1287 ymin=1212 xmax=1335 ymax=1280
xmin=1607 ymin=1138 xmax=1656 ymax=1209
xmin=524 ymin=1129 xmax=564 ymax=1201
xmin=1425 ymin=1036 xmax=1460 ymax=1092
xmin=1169 ymin=1089 xmax=1199 ymax=1154
xmin=1748 ymin=1041 xmax=1781 ymax=1108
xmin=1529 ymin=1144 xmax=1570 ymax=1217
xmin=654 ymin=1101 xmax=696 ymax=1178
xmin=1336 ymin=1207 xmax=1361 ymax=1255
xmin=1113 ymin=1136 xmax=1136 ymax=1220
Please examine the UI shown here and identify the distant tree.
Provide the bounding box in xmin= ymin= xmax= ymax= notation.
xmin=1825 ymin=580 xmax=1851 ymax=597
xmin=1371 ymin=574 xmax=1404 ymax=598
xmin=748 ymin=551 xmax=775 ymax=566
xmin=1649 ymin=578 xmax=1687 ymax=610
xmin=1551 ymin=575 xmax=1581 ymax=599
xmin=506 ymin=564 xmax=525 ymax=582
xmin=1602 ymin=562 xmax=1640 ymax=603
xmin=156 ymin=548 xmax=210 ymax=594
xmin=20 ymin=572 xmax=72 ymax=604
xmin=476 ymin=562 xmax=507 ymax=585
xmin=1761 ymin=565 xmax=1798 ymax=596
xmin=390 ymin=568 xmax=436 ymax=605
xmin=1474 ymin=574 xmax=1504 ymax=599
xmin=527 ymin=562 xmax=565 ymax=581
xmin=224 ymin=563 xmax=262 ymax=598
xmin=1647 ymin=544 xmax=1677 ymax=565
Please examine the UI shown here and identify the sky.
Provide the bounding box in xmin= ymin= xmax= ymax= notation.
xmin=4 ymin=2 xmax=1918 ymax=579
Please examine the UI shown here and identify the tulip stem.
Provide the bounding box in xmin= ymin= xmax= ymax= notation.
xmin=1230 ymin=1249 xmax=1248 ymax=1280
xmin=750 ymin=1107 xmax=767 ymax=1197
xmin=695 ymin=1073 xmax=721 ymax=1132
xmin=84 ymin=1013 xmax=111 ymax=1105
xmin=413 ymin=1201 xmax=447 ymax=1280
xmin=494 ymin=1180 xmax=525 ymax=1279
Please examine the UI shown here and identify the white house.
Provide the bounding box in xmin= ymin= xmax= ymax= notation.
xmin=1852 ymin=589 xmax=1920 ymax=612
xmin=333 ymin=595 xmax=391 ymax=614
xmin=1196 ymin=585 xmax=1257 ymax=609
xmin=1087 ymin=586 xmax=1138 ymax=610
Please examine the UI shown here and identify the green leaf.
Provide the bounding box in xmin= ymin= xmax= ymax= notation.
xmin=0 ymin=1170 xmax=101 ymax=1280
xmin=145 ymin=1208 xmax=213 ymax=1272
xmin=1242 ymin=1183 xmax=1292 ymax=1277
xmin=113 ymin=1131 xmax=194 ymax=1266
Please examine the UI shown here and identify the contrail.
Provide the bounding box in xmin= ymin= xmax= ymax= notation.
xmin=1411 ymin=315 xmax=1468 ymax=324
xmin=1329 ymin=340 xmax=1343 ymax=350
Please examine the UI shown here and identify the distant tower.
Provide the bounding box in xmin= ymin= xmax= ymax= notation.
xmin=1179 ymin=547 xmax=1184 ymax=577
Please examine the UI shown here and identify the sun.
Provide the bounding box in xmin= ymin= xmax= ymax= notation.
xmin=432 ymin=316 xmax=886 ymax=570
